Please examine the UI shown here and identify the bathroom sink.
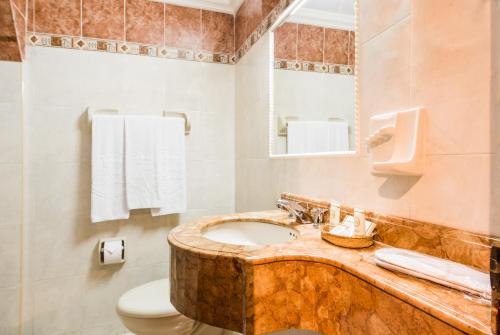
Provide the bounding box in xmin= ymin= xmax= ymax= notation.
xmin=201 ymin=221 xmax=298 ymax=246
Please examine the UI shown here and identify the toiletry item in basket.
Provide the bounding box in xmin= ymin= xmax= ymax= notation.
xmin=329 ymin=200 xmax=341 ymax=226
xmin=354 ymin=208 xmax=366 ymax=236
xmin=329 ymin=215 xmax=376 ymax=237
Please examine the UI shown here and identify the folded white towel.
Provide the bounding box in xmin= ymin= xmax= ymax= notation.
xmin=124 ymin=116 xmax=186 ymax=216
xmin=91 ymin=115 xmax=130 ymax=223
xmin=375 ymin=247 xmax=491 ymax=299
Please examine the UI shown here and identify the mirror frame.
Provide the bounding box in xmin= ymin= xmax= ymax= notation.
xmin=268 ymin=0 xmax=360 ymax=159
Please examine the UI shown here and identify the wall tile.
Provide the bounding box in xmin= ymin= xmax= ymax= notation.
xmin=82 ymin=0 xmax=125 ymax=41
xmin=201 ymin=10 xmax=234 ymax=53
xmin=262 ymin=0 xmax=279 ymax=18
xmin=324 ymin=28 xmax=349 ymax=64
xmin=0 ymin=0 xmax=22 ymax=61
xmin=359 ymin=0 xmax=410 ymax=43
xmin=34 ymin=0 xmax=80 ymax=35
xmin=360 ymin=18 xmax=410 ymax=116
xmin=274 ymin=22 xmax=297 ymax=60
xmin=234 ymin=3 xmax=246 ymax=50
xmin=0 ymin=164 xmax=21 ymax=225
xmin=125 ymin=0 xmax=164 ymax=45
xmin=11 ymin=0 xmax=25 ymax=17
xmin=12 ymin=4 xmax=25 ymax=58
xmin=411 ymin=0 xmax=491 ymax=155
xmin=245 ymin=0 xmax=262 ymax=40
xmin=0 ymin=103 xmax=22 ymax=163
xmin=0 ymin=225 xmax=21 ymax=288
xmin=297 ymin=24 xmax=323 ymax=62
xmin=348 ymin=31 xmax=355 ymax=65
xmin=0 ymin=285 xmax=20 ymax=335
xmin=409 ymin=154 xmax=491 ymax=235
xmin=165 ymin=4 xmax=201 ymax=50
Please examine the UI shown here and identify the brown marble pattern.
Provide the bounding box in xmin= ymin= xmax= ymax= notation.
xmin=82 ymin=0 xmax=124 ymax=40
xmin=125 ymin=0 xmax=164 ymax=45
xmin=348 ymin=30 xmax=355 ymax=65
xmin=246 ymin=261 xmax=467 ymax=335
xmin=168 ymin=210 xmax=493 ymax=335
xmin=12 ymin=4 xmax=25 ymax=58
xmin=281 ymin=193 xmax=497 ymax=272
xmin=324 ymin=28 xmax=349 ymax=64
xmin=0 ymin=0 xmax=22 ymax=61
xmin=165 ymin=4 xmax=201 ymax=50
xmin=297 ymin=24 xmax=323 ymax=62
xmin=274 ymin=22 xmax=296 ymax=60
xmin=35 ymin=0 xmax=80 ymax=35
xmin=170 ymin=245 xmax=244 ymax=332
xmin=262 ymin=0 xmax=280 ymax=18
xmin=201 ymin=10 xmax=234 ymax=54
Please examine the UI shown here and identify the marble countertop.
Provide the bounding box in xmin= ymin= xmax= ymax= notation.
xmin=168 ymin=210 xmax=492 ymax=335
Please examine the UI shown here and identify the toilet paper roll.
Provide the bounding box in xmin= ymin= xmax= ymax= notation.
xmin=102 ymin=239 xmax=124 ymax=264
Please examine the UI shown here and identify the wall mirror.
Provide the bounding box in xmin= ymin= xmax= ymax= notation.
xmin=269 ymin=0 xmax=358 ymax=157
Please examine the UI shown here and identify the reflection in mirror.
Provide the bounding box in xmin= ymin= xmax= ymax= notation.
xmin=270 ymin=0 xmax=357 ymax=157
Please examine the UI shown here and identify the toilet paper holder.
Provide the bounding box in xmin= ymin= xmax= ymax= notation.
xmin=99 ymin=237 xmax=126 ymax=265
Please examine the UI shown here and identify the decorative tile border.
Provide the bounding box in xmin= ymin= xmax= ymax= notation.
xmin=27 ymin=32 xmax=235 ymax=64
xmin=235 ymin=0 xmax=294 ymax=63
xmin=274 ymin=59 xmax=354 ymax=75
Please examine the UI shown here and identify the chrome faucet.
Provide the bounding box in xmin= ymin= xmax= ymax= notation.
xmin=276 ymin=199 xmax=327 ymax=227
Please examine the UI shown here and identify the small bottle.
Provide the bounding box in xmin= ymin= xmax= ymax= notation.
xmin=353 ymin=208 xmax=366 ymax=236
xmin=329 ymin=200 xmax=341 ymax=226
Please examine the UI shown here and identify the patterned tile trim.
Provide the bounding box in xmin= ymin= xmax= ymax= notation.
xmin=27 ymin=32 xmax=236 ymax=65
xmin=274 ymin=59 xmax=354 ymax=75
xmin=235 ymin=0 xmax=294 ymax=63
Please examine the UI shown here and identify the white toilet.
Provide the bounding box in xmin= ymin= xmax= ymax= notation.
xmin=117 ymin=279 xmax=238 ymax=335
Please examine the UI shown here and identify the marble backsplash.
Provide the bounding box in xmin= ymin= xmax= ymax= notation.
xmin=281 ymin=193 xmax=498 ymax=272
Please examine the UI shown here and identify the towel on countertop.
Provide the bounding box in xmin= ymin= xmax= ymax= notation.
xmin=124 ymin=116 xmax=186 ymax=216
xmin=91 ymin=115 xmax=130 ymax=223
xmin=374 ymin=247 xmax=491 ymax=299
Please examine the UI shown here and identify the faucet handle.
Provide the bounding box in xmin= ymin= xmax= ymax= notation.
xmin=311 ymin=207 xmax=327 ymax=228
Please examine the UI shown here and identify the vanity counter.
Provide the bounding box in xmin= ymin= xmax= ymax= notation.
xmin=168 ymin=210 xmax=492 ymax=335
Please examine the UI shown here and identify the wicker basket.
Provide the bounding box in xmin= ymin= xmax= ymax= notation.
xmin=321 ymin=224 xmax=375 ymax=249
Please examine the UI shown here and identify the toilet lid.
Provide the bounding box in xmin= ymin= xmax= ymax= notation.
xmin=117 ymin=279 xmax=181 ymax=319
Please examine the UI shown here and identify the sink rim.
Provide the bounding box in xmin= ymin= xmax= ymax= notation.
xmin=200 ymin=219 xmax=300 ymax=247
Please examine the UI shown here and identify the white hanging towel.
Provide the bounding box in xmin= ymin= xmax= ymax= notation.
xmin=91 ymin=115 xmax=130 ymax=223
xmin=287 ymin=121 xmax=349 ymax=154
xmin=124 ymin=116 xmax=186 ymax=216
xmin=375 ymin=247 xmax=491 ymax=299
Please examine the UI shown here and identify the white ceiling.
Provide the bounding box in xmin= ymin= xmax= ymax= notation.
xmin=302 ymin=0 xmax=355 ymax=16
xmin=157 ymin=0 xmax=244 ymax=14
xmin=287 ymin=0 xmax=355 ymax=30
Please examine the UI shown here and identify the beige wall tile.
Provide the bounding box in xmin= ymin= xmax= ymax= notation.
xmin=0 ymin=103 xmax=22 ymax=164
xmin=409 ymin=154 xmax=491 ymax=234
xmin=411 ymin=0 xmax=492 ymax=155
xmin=360 ymin=18 xmax=411 ymax=117
xmin=359 ymin=0 xmax=410 ymax=43
xmin=0 ymin=225 xmax=21 ymax=288
xmin=0 ymin=286 xmax=20 ymax=335
xmin=0 ymin=164 xmax=22 ymax=226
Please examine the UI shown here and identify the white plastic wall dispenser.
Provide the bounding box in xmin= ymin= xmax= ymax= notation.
xmin=367 ymin=107 xmax=425 ymax=176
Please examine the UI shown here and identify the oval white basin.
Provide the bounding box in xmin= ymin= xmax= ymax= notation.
xmin=201 ymin=221 xmax=298 ymax=246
